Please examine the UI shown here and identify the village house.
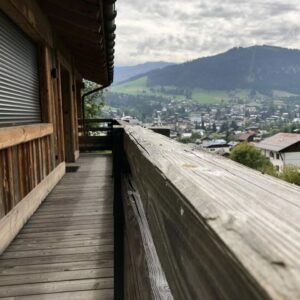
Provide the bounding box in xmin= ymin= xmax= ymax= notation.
xmin=237 ymin=131 xmax=257 ymax=142
xmin=256 ymin=133 xmax=300 ymax=172
xmin=201 ymin=139 xmax=230 ymax=155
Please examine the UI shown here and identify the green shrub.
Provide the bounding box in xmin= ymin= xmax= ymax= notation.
xmin=279 ymin=165 xmax=300 ymax=186
xmin=230 ymin=142 xmax=275 ymax=174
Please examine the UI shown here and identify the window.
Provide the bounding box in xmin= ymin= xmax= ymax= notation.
xmin=276 ymin=166 xmax=280 ymax=172
xmin=0 ymin=11 xmax=41 ymax=127
xmin=270 ymin=151 xmax=274 ymax=158
xmin=276 ymin=153 xmax=280 ymax=160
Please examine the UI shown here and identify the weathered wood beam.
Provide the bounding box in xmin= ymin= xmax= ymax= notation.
xmin=123 ymin=124 xmax=300 ymax=300
xmin=0 ymin=124 xmax=53 ymax=150
xmin=123 ymin=175 xmax=173 ymax=299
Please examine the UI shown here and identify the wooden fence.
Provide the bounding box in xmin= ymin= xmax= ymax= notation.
xmin=113 ymin=123 xmax=300 ymax=300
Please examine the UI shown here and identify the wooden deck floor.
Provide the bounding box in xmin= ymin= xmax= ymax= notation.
xmin=0 ymin=154 xmax=114 ymax=299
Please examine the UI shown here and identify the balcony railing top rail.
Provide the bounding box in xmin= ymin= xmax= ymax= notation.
xmin=117 ymin=122 xmax=300 ymax=300
xmin=0 ymin=123 xmax=53 ymax=150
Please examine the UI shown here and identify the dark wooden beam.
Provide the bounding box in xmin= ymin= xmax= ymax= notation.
xmin=46 ymin=9 xmax=100 ymax=31
xmin=52 ymin=22 xmax=102 ymax=45
xmin=113 ymin=126 xmax=125 ymax=300
xmin=42 ymin=0 xmax=99 ymax=19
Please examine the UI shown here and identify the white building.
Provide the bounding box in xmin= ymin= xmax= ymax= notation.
xmin=256 ymin=133 xmax=300 ymax=172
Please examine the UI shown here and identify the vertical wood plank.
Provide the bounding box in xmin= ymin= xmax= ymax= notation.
xmin=39 ymin=46 xmax=56 ymax=168
xmin=17 ymin=144 xmax=26 ymax=200
xmin=47 ymin=135 xmax=52 ymax=173
xmin=0 ymin=150 xmax=6 ymax=218
xmin=23 ymin=143 xmax=29 ymax=197
xmin=56 ymin=62 xmax=65 ymax=162
xmin=28 ymin=141 xmax=35 ymax=191
xmin=41 ymin=137 xmax=47 ymax=179
xmin=53 ymin=72 xmax=60 ymax=166
xmin=70 ymin=72 xmax=76 ymax=160
xmin=32 ymin=140 xmax=38 ymax=188
xmin=44 ymin=136 xmax=48 ymax=175
xmin=39 ymin=46 xmax=53 ymax=124
xmin=36 ymin=138 xmax=42 ymax=183
xmin=11 ymin=146 xmax=20 ymax=206
xmin=1 ymin=149 xmax=10 ymax=214
xmin=6 ymin=148 xmax=15 ymax=211
xmin=71 ymin=64 xmax=79 ymax=155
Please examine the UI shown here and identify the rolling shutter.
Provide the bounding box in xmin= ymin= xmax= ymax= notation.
xmin=0 ymin=11 xmax=41 ymax=127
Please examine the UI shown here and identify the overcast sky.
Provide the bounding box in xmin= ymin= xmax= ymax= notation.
xmin=114 ymin=0 xmax=300 ymax=66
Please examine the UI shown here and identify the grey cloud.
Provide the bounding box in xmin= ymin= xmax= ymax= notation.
xmin=115 ymin=0 xmax=300 ymax=65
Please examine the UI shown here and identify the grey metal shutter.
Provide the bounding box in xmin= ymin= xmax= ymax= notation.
xmin=0 ymin=11 xmax=41 ymax=127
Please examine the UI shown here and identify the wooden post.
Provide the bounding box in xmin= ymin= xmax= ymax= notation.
xmin=113 ymin=125 xmax=124 ymax=300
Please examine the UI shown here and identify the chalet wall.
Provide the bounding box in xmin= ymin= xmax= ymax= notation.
xmin=0 ymin=1 xmax=83 ymax=235
xmin=0 ymin=0 xmax=82 ymax=163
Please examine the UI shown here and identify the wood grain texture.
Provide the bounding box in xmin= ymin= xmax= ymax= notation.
xmin=0 ymin=124 xmax=53 ymax=150
xmin=0 ymin=154 xmax=114 ymax=299
xmin=0 ymin=289 xmax=113 ymax=300
xmin=123 ymin=175 xmax=173 ymax=300
xmin=0 ymin=136 xmax=55 ymax=214
xmin=123 ymin=124 xmax=300 ymax=300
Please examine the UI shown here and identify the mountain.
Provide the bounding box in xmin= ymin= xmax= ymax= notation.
xmin=122 ymin=46 xmax=300 ymax=94
xmin=113 ymin=61 xmax=174 ymax=84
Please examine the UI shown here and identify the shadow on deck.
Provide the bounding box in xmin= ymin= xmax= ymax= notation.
xmin=0 ymin=154 xmax=114 ymax=299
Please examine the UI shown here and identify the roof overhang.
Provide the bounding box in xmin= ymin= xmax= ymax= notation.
xmin=38 ymin=0 xmax=116 ymax=85
xmin=256 ymin=133 xmax=300 ymax=152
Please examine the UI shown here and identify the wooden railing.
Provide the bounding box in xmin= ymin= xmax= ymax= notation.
xmin=78 ymin=118 xmax=118 ymax=152
xmin=0 ymin=124 xmax=54 ymax=218
xmin=113 ymin=122 xmax=300 ymax=300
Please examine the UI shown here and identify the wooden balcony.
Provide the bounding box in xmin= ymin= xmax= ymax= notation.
xmin=0 ymin=119 xmax=300 ymax=299
xmin=0 ymin=154 xmax=113 ymax=299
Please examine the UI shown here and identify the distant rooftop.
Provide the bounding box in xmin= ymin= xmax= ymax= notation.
xmin=202 ymin=139 xmax=227 ymax=148
xmin=256 ymin=133 xmax=300 ymax=152
xmin=237 ymin=131 xmax=256 ymax=141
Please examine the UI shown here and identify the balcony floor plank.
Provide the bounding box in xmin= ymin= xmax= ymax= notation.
xmin=0 ymin=154 xmax=113 ymax=299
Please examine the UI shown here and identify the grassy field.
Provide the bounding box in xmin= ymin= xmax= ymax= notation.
xmin=111 ymin=77 xmax=234 ymax=103
xmin=192 ymin=89 xmax=231 ymax=104
xmin=111 ymin=77 xmax=181 ymax=100
xmin=272 ymin=90 xmax=298 ymax=97
xmin=110 ymin=76 xmax=298 ymax=104
xmin=111 ymin=76 xmax=148 ymax=94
